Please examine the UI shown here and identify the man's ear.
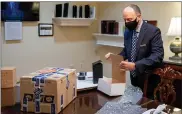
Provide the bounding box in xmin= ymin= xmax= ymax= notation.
xmin=137 ymin=17 xmax=140 ymax=23
xmin=137 ymin=15 xmax=141 ymax=21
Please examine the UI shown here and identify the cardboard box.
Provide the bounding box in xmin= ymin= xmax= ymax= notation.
xmin=1 ymin=87 xmax=16 ymax=107
xmin=20 ymin=67 xmax=77 ymax=114
xmin=1 ymin=67 xmax=16 ymax=88
xmin=97 ymin=54 xmax=126 ymax=96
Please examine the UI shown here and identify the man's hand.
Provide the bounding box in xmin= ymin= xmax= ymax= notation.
xmin=120 ymin=61 xmax=136 ymax=71
xmin=105 ymin=52 xmax=114 ymax=61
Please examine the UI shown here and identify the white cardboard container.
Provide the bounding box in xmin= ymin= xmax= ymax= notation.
xmin=97 ymin=54 xmax=126 ymax=96
xmin=97 ymin=77 xmax=126 ymax=96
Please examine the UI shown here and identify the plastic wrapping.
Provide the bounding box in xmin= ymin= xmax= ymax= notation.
xmin=96 ymin=85 xmax=147 ymax=114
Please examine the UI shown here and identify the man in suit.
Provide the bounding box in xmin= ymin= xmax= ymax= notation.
xmin=106 ymin=4 xmax=164 ymax=95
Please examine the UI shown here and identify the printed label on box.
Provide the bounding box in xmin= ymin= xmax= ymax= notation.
xmin=44 ymin=95 xmax=54 ymax=103
xmin=23 ymin=94 xmax=54 ymax=103
xmin=24 ymin=94 xmax=33 ymax=101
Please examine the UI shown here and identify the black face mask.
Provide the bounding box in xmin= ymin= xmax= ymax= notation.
xmin=125 ymin=18 xmax=138 ymax=31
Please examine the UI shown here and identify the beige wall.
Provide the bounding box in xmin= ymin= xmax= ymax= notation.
xmin=96 ymin=2 xmax=181 ymax=81
xmin=1 ymin=2 xmax=100 ymax=81
xmin=1 ymin=2 xmax=181 ymax=83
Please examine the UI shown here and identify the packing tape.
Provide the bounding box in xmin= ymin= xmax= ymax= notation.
xmin=32 ymin=72 xmax=53 ymax=88
xmin=53 ymin=68 xmax=64 ymax=72
xmin=34 ymin=78 xmax=43 ymax=114
xmin=35 ymin=100 xmax=40 ymax=113
xmin=66 ymin=75 xmax=70 ymax=90
xmin=51 ymin=103 xmax=56 ymax=114
xmin=32 ymin=68 xmax=68 ymax=87
xmin=23 ymin=97 xmax=28 ymax=112
xmin=41 ymin=73 xmax=53 ymax=86
xmin=35 ymin=94 xmax=40 ymax=101
xmin=32 ymin=69 xmax=63 ymax=85
xmin=35 ymin=77 xmax=40 ymax=87
xmin=32 ymin=69 xmax=60 ymax=113
xmin=34 ymin=88 xmax=43 ymax=95
xmin=61 ymin=94 xmax=63 ymax=110
xmin=34 ymin=89 xmax=41 ymax=113
xmin=29 ymin=68 xmax=67 ymax=113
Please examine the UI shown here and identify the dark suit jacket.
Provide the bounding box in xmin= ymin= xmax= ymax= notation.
xmin=119 ymin=21 xmax=164 ymax=89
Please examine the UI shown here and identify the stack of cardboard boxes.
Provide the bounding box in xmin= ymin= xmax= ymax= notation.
xmin=1 ymin=67 xmax=17 ymax=107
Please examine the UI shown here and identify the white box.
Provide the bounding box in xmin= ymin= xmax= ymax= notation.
xmin=97 ymin=77 xmax=126 ymax=96
xmin=97 ymin=54 xmax=126 ymax=96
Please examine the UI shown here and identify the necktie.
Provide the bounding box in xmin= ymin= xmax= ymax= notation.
xmin=130 ymin=30 xmax=139 ymax=77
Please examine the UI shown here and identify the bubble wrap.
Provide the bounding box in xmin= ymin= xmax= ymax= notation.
xmin=96 ymin=85 xmax=147 ymax=114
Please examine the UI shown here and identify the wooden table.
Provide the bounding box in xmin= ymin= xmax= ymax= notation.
xmin=1 ymin=89 xmax=181 ymax=114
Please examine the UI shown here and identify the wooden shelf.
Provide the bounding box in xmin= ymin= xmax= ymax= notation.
xmin=93 ymin=33 xmax=124 ymax=48
xmin=52 ymin=18 xmax=96 ymax=26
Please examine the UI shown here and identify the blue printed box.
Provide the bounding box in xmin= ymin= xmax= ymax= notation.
xmin=20 ymin=67 xmax=77 ymax=114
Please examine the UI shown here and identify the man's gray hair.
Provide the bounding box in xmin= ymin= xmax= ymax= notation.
xmin=127 ymin=4 xmax=141 ymax=15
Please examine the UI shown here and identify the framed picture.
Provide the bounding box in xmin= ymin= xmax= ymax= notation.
xmin=38 ymin=23 xmax=53 ymax=36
